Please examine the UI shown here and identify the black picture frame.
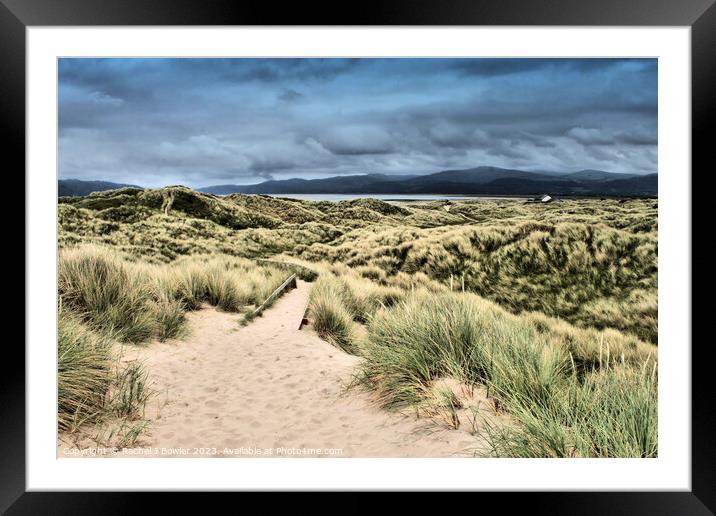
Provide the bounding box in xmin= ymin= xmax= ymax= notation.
xmin=4 ymin=0 xmax=712 ymax=512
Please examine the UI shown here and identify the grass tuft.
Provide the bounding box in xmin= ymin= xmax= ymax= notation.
xmin=355 ymin=290 xmax=657 ymax=457
xmin=58 ymin=313 xmax=112 ymax=431
xmin=58 ymin=246 xmax=156 ymax=343
xmin=308 ymin=277 xmax=357 ymax=353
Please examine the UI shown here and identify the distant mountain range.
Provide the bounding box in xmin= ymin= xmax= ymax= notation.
xmin=59 ymin=167 xmax=657 ymax=198
xmin=59 ymin=179 xmax=141 ymax=197
xmin=198 ymin=167 xmax=656 ymax=196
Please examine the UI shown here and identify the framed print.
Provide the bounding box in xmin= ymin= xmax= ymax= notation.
xmin=4 ymin=0 xmax=713 ymax=511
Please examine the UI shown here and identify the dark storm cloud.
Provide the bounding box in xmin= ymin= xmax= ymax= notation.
xmin=315 ymin=125 xmax=396 ymax=155
xmin=449 ymin=58 xmax=629 ymax=78
xmin=566 ymin=127 xmax=657 ymax=146
xmin=278 ymin=88 xmax=304 ymax=102
xmin=59 ymin=58 xmax=657 ymax=187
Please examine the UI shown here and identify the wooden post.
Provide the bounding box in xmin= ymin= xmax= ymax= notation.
xmin=249 ymin=273 xmax=297 ymax=319
xmin=297 ymin=291 xmax=311 ymax=330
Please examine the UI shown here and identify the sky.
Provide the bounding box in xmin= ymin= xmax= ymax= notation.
xmin=58 ymin=58 xmax=657 ymax=188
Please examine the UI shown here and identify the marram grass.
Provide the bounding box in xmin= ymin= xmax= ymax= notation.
xmin=59 ymin=188 xmax=656 ymax=342
xmin=58 ymin=246 xmax=157 ymax=343
xmin=347 ymin=288 xmax=657 ymax=457
xmin=58 ymin=310 xmax=153 ymax=434
xmin=58 ymin=312 xmax=113 ymax=431
xmin=308 ymin=276 xmax=357 ymax=353
xmin=58 ymin=246 xmax=292 ymax=343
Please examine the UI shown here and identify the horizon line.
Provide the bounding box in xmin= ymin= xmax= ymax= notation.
xmin=59 ymin=165 xmax=658 ymax=190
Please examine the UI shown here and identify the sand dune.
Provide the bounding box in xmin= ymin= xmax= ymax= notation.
xmin=60 ymin=280 xmax=498 ymax=458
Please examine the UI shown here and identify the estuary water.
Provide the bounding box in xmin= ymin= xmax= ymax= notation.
xmin=264 ymin=193 xmax=523 ymax=202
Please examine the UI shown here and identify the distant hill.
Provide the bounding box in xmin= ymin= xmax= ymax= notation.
xmin=561 ymin=170 xmax=640 ymax=182
xmin=595 ymin=174 xmax=659 ymax=196
xmin=60 ymin=168 xmax=656 ymax=198
xmin=199 ymin=173 xmax=420 ymax=195
xmin=199 ymin=166 xmax=656 ymax=197
xmin=59 ymin=179 xmax=142 ymax=197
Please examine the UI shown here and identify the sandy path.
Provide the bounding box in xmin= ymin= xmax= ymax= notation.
xmin=62 ymin=281 xmax=494 ymax=458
